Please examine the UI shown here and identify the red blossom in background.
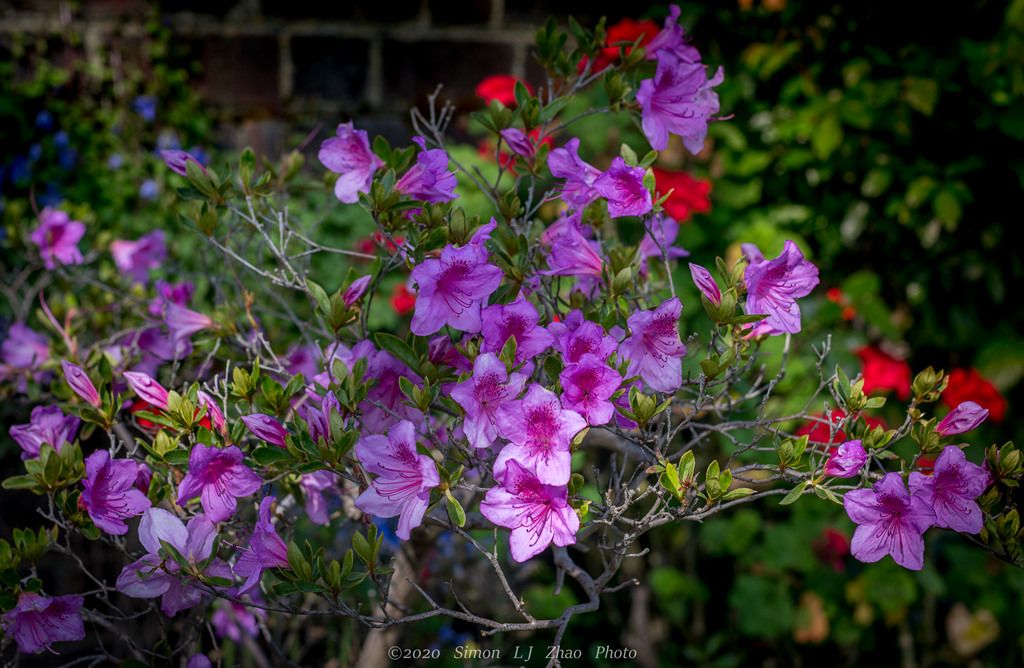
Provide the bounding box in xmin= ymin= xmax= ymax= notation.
xmin=652 ymin=167 xmax=711 ymax=221
xmin=813 ymin=527 xmax=850 ymax=572
xmin=826 ymin=287 xmax=856 ymax=321
xmin=391 ymin=283 xmax=416 ymax=316
xmin=856 ymin=344 xmax=911 ymax=399
xmin=795 ymin=408 xmax=886 ymax=444
xmin=943 ymin=367 xmax=1007 ymax=423
xmin=589 ymin=17 xmax=661 ymax=73
xmin=474 ymin=74 xmax=532 ymax=106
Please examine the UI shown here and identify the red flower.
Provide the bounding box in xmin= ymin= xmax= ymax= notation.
xmin=475 ymin=75 xmax=532 ymax=107
xmin=813 ymin=527 xmax=850 ymax=572
xmin=652 ymin=167 xmax=711 ymax=222
xmin=943 ymin=367 xmax=1006 ymax=423
xmin=590 ymin=17 xmax=661 ymax=73
xmin=796 ymin=408 xmax=886 ymax=444
xmin=391 ymin=283 xmax=417 ymax=316
xmin=129 ymin=398 xmax=211 ymax=434
xmin=856 ymin=344 xmax=911 ymax=400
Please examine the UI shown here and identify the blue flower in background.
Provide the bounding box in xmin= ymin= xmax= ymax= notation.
xmin=107 ymin=153 xmax=124 ymax=170
xmin=139 ymin=179 xmax=158 ymax=200
xmin=132 ymin=95 xmax=157 ymax=123
xmin=38 ymin=183 xmax=64 ymax=208
xmin=188 ymin=146 xmax=210 ymax=166
xmin=28 ymin=143 xmax=42 ymax=162
xmin=53 ymin=130 xmax=70 ymax=148
xmin=156 ymin=130 xmax=181 ymax=152
xmin=58 ymin=147 xmax=78 ymax=172
xmin=8 ymin=156 xmax=31 ymax=185
xmin=35 ymin=110 xmax=55 ymax=131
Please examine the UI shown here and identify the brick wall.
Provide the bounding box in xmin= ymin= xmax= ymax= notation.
xmin=1 ymin=0 xmax=635 ymax=157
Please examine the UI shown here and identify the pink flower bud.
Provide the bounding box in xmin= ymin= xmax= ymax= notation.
xmin=160 ymin=150 xmax=207 ymax=178
xmin=123 ymin=371 xmax=170 ymax=410
xmin=823 ymin=439 xmax=867 ymax=478
xmin=197 ymin=390 xmax=226 ymax=435
xmin=689 ymin=263 xmax=721 ymax=306
xmin=61 ymin=360 xmax=101 ymax=408
xmin=936 ymin=400 xmax=989 ymax=436
xmin=240 ymin=413 xmax=288 ymax=448
xmin=342 ymin=275 xmax=372 ymax=307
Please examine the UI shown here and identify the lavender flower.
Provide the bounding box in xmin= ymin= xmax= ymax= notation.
xmin=619 ymin=297 xmax=686 ymax=393
xmin=1 ymin=592 xmax=85 ymax=654
xmin=61 ymin=360 xmax=101 ymax=408
xmin=163 ymin=302 xmax=216 ymax=354
xmin=343 ymin=275 xmax=373 ymax=307
xmin=500 ymin=128 xmax=535 ymax=158
xmin=555 ymin=318 xmax=619 ymax=364
xmin=689 ymin=263 xmax=721 ymax=306
xmin=547 ymin=138 xmax=602 ymax=210
xmin=233 ymin=497 xmax=289 ymax=595
xmin=0 ymin=322 xmax=50 ymax=390
xmin=116 ymin=508 xmax=232 ymax=616
xmin=823 ymin=440 xmax=867 ymax=478
xmin=409 ymin=242 xmax=503 ymax=336
xmin=644 ymin=4 xmax=702 ymax=62
xmin=110 ymin=230 xmax=167 ymax=285
xmin=354 ymin=420 xmax=440 ymax=540
xmin=81 ymin=450 xmax=152 ymax=535
xmin=241 ymin=413 xmax=289 ymax=447
xmin=909 ymin=445 xmax=989 ymax=533
xmin=636 ymin=51 xmax=723 ymax=154
xmin=592 ymin=157 xmax=653 ymax=218
xmin=299 ymin=470 xmax=339 ymax=525
xmin=177 ymin=443 xmax=263 ymax=523
xmin=160 ymin=150 xmax=207 ymax=178
xmin=936 ymin=401 xmax=990 ymax=436
xmin=10 ymin=405 xmax=79 ymax=460
xmin=494 ymin=384 xmax=587 ymax=486
xmin=450 ymin=352 xmax=530 ymax=450
xmin=541 ymin=213 xmax=603 ymax=277
xmin=480 ymin=299 xmax=555 ymax=365
xmin=843 ymin=472 xmax=936 ymax=570
xmin=29 ymin=207 xmax=85 ymax=270
xmin=395 ymin=137 xmax=458 ymax=203
xmin=318 ymin=121 xmax=384 ymax=203
xmin=742 ymin=240 xmax=819 ymax=335
xmin=559 ymin=353 xmax=623 ymax=426
xmin=479 ymin=459 xmax=580 ymax=563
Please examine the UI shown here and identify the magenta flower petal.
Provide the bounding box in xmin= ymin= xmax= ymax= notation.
xmin=450 ymin=352 xmax=530 ymax=450
xmin=395 ymin=137 xmax=458 ymax=203
xmin=409 ymin=243 xmax=503 ymax=336
xmin=742 ymin=240 xmax=819 ymax=335
xmin=935 ymin=401 xmax=989 ymax=436
xmin=689 ymin=263 xmax=721 ymax=306
xmin=62 ymin=360 xmax=101 ymax=408
xmin=823 ymin=440 xmax=867 ymax=478
xmin=592 ymin=157 xmax=653 ymax=218
xmin=637 ymin=51 xmax=723 ymax=154
xmin=619 ymin=297 xmax=686 ymax=393
xmin=843 ymin=472 xmax=935 ymax=570
xmin=548 ymin=138 xmax=602 ymax=210
xmin=177 ymin=444 xmax=263 ymax=523
xmin=241 ymin=413 xmax=288 ymax=447
xmin=124 ymin=370 xmax=171 ymax=409
xmin=29 ymin=207 xmax=85 ymax=270
xmin=9 ymin=405 xmax=79 ymax=460
xmin=318 ymin=122 xmax=384 ymax=203
xmin=1 ymin=592 xmax=85 ymax=654
xmin=81 ymin=450 xmax=152 ymax=535
xmin=909 ymin=445 xmax=988 ymax=533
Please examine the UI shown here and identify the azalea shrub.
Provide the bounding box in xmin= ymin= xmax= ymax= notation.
xmin=1 ymin=5 xmax=1022 ymax=667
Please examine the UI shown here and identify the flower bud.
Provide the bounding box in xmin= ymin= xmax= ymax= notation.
xmin=342 ymin=275 xmax=372 ymax=307
xmin=241 ymin=413 xmax=288 ymax=448
xmin=936 ymin=400 xmax=989 ymax=436
xmin=124 ymin=371 xmax=170 ymax=410
xmin=823 ymin=439 xmax=867 ymax=478
xmin=61 ymin=360 xmax=101 ymax=408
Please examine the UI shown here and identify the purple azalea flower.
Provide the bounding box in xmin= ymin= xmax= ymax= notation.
xmin=10 ymin=405 xmax=79 ymax=460
xmin=494 ymin=384 xmax=587 ymax=486
xmin=163 ymin=302 xmax=216 ymax=354
xmin=361 ymin=347 xmax=426 ymax=433
xmin=742 ymin=240 xmax=819 ymax=335
xmin=240 ymin=413 xmax=288 ymax=447
xmin=500 ymin=128 xmax=535 ymax=158
xmin=177 ymin=443 xmax=263 ymax=523
xmin=61 ymin=360 xmax=101 ymax=408
xmin=428 ymin=334 xmax=472 ymax=375
xmin=29 ymin=207 xmax=85 ymax=270
xmin=409 ymin=242 xmax=503 ymax=336
xmin=187 ymin=655 xmax=212 ymax=668
xmin=479 ymin=459 xmax=580 ymax=563
xmin=639 ymin=213 xmax=689 ymax=269
xmin=547 ymin=138 xmax=602 ymax=210
xmin=909 ymin=445 xmax=989 ymax=533
xmin=354 ymin=420 xmax=440 ymax=540
xmin=302 ymin=390 xmax=341 ymax=445
xmin=450 ymin=352 xmax=530 ymax=450
xmin=0 ymin=322 xmax=51 ymax=390
xmin=637 ymin=51 xmax=724 ymax=154
xmin=619 ymin=297 xmax=686 ymax=393
xmin=233 ymin=497 xmax=290 ymax=595
xmin=395 ymin=137 xmax=458 ymax=203
xmin=110 ymin=230 xmax=167 ymax=285
xmin=555 ymin=318 xmax=619 ymax=364
xmin=541 ymin=213 xmax=603 ymax=277
xmin=843 ymin=472 xmax=936 ymax=570
xmin=197 ymin=390 xmax=226 ymax=435
xmin=689 ymin=263 xmax=721 ymax=306
xmin=343 ymin=275 xmax=373 ymax=307
xmin=823 ymin=439 xmax=867 ymax=478
xmin=160 ymin=150 xmax=207 ymax=177
xmin=592 ymin=157 xmax=653 ymax=218
xmin=480 ymin=299 xmax=555 ymax=365
xmin=1 ymin=592 xmax=85 ymax=654
xmin=318 ymin=121 xmax=384 ymax=204
xmin=936 ymin=401 xmax=989 ymax=436
xmin=116 ymin=508 xmax=232 ymax=616
xmin=211 ymin=589 xmax=264 ymax=642
xmin=300 ymin=470 xmax=339 ymax=525
xmin=644 ymin=4 xmax=702 ymax=62
xmin=81 ymin=450 xmax=152 ymax=535
xmin=559 ymin=353 xmax=623 ymax=426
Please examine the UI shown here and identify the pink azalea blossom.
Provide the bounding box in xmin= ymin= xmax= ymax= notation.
xmin=343 ymin=275 xmax=373 ymax=307
xmin=480 ymin=299 xmax=555 ymax=365
xmin=909 ymin=445 xmax=989 ymax=533
xmin=81 ymin=450 xmax=152 ymax=535
xmin=124 ymin=370 xmax=171 ymax=409
xmin=29 ymin=207 xmax=85 ymax=270
xmin=541 ymin=213 xmax=603 ymax=277
xmin=479 ymin=459 xmax=580 ymax=563
xmin=61 ymin=360 xmax=101 ymax=408
xmin=450 ymin=352 xmax=530 ymax=450
xmin=935 ymin=401 xmax=989 ymax=436
xmin=0 ymin=321 xmax=51 ymax=391
xmin=233 ymin=497 xmax=290 ymax=595
xmin=318 ymin=122 xmax=384 ymax=203
xmin=395 ymin=136 xmax=458 ymax=203
xmin=494 ymin=384 xmax=587 ymax=486
xmin=689 ymin=263 xmax=721 ymax=306
xmin=548 ymin=138 xmax=602 ymax=210
xmin=843 ymin=472 xmax=935 ymax=570
xmin=1 ymin=592 xmax=85 ymax=654
xmin=10 ymin=405 xmax=79 ymax=460
xmin=116 ymin=508 xmax=232 ymax=616
xmin=354 ymin=420 xmax=440 ymax=540
xmin=110 ymin=229 xmax=167 ymax=285
xmin=742 ymin=240 xmax=819 ymax=335
xmin=555 ymin=318 xmax=619 ymax=364
xmin=619 ymin=297 xmax=686 ymax=393
xmin=409 ymin=242 xmax=503 ymax=336
xmin=559 ymin=353 xmax=623 ymax=426
xmin=177 ymin=443 xmax=263 ymax=523
xmin=241 ymin=413 xmax=288 ymax=447
xmin=644 ymin=4 xmax=702 ymax=63
xmin=300 ymin=470 xmax=339 ymax=525
xmin=592 ymin=157 xmax=653 ymax=218
xmin=636 ymin=51 xmax=723 ymax=154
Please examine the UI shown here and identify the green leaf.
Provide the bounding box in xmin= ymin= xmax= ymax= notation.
xmin=252 ymin=446 xmax=297 ymax=466
xmin=811 ymin=111 xmax=843 ymax=160
xmin=163 ymin=449 xmax=190 ymax=466
xmin=306 ymin=279 xmax=331 ymax=315
xmin=372 ymin=332 xmax=420 ymax=372
xmin=445 ymin=491 xmax=466 ymax=527
xmin=779 ymin=482 xmax=808 ymax=506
